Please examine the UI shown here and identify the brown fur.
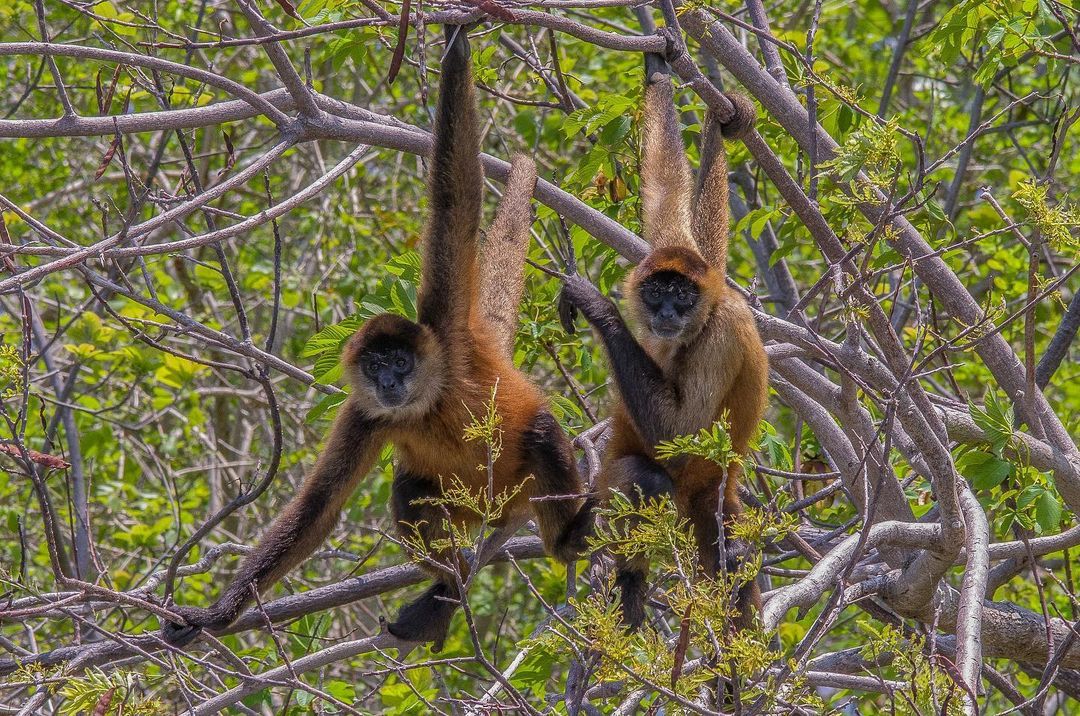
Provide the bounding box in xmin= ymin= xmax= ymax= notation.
xmin=164 ymin=26 xmax=584 ymax=649
xmin=598 ymin=65 xmax=768 ymax=630
xmin=479 ymin=154 xmax=539 ymax=357
xmin=640 ymin=79 xmax=697 ymax=251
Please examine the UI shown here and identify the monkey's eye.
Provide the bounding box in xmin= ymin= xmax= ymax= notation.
xmin=395 ymin=357 xmax=406 ymax=368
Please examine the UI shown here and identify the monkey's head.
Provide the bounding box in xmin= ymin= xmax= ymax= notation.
xmin=628 ymin=246 xmax=719 ymax=342
xmin=343 ymin=314 xmax=447 ymax=419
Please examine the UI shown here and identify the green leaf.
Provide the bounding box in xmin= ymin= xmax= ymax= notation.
xmin=301 ymin=317 xmax=361 ymax=358
xmin=770 ymin=232 xmax=800 ymax=267
xmin=871 ymin=247 xmax=903 ymax=269
xmin=837 ymin=104 xmax=855 ymax=134
xmin=1035 ymin=490 xmax=1062 ymax=533
xmin=509 ymin=648 xmax=556 ymax=696
xmin=600 ymin=115 xmax=632 ymax=145
xmin=325 ymin=680 xmax=356 ymax=702
xmin=733 ymin=206 xmax=779 ymax=241
xmin=312 ymin=351 xmax=343 ymax=383
xmin=969 ymin=391 xmax=1014 ymax=454
xmin=306 ymin=391 xmax=347 ymax=423
xmin=958 ymin=450 xmax=1013 ymax=490
xmin=986 ymin=23 xmax=1006 ymax=47
xmin=1017 ymin=484 xmax=1042 ymax=509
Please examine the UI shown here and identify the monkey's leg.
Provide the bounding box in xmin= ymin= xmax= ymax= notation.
xmin=386 ymin=472 xmax=460 ymax=650
xmin=721 ymin=476 xmax=762 ymax=632
xmin=606 ymin=455 xmax=673 ymax=630
xmin=684 ymin=474 xmax=760 ymax=632
xmin=684 ymin=486 xmax=722 ymax=579
xmin=522 ymin=411 xmax=592 ymax=563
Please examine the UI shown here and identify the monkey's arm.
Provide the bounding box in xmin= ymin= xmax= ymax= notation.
xmin=639 ymin=48 xmax=696 ymax=251
xmin=163 ymin=405 xmax=384 ymax=645
xmin=692 ymin=97 xmax=756 ymax=271
xmin=479 ymin=154 xmax=538 ymax=357
xmin=416 ymin=24 xmax=484 ymax=336
xmin=559 ymin=274 xmax=680 ymax=447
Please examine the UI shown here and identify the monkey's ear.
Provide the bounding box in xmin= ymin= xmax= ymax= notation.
xmin=558 ymin=288 xmax=579 ymax=335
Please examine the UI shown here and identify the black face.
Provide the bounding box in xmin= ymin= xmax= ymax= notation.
xmin=639 ymin=271 xmax=700 ymax=338
xmin=360 ymin=344 xmax=416 ymax=407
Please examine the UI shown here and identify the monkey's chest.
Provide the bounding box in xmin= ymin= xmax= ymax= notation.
xmin=651 ymin=356 xmax=724 ymax=434
xmin=394 ymin=425 xmax=480 ymax=476
xmin=392 ymin=422 xmax=523 ymax=490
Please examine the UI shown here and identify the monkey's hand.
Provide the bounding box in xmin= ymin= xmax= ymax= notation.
xmin=557 ymin=287 xmax=579 ymax=335
xmin=657 ymin=26 xmax=686 ymax=64
xmin=552 ymin=497 xmax=597 ymax=563
xmin=161 ymin=604 xmax=236 ymax=648
xmin=559 ymin=273 xmax=620 ymax=331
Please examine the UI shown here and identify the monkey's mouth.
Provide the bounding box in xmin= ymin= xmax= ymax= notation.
xmin=650 ymin=321 xmax=683 ymax=339
xmin=378 ymin=388 xmax=409 ymax=407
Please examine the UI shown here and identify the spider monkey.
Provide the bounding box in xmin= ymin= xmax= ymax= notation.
xmin=559 ymin=38 xmax=767 ymax=631
xmin=163 ymin=25 xmax=590 ymax=650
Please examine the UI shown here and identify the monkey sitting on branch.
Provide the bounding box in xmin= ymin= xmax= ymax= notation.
xmin=556 ymin=32 xmax=768 ymax=631
xmin=163 ymin=24 xmax=590 ymax=651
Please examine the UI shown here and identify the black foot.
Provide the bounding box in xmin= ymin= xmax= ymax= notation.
xmin=552 ymin=498 xmax=596 ymax=563
xmin=387 ymin=582 xmax=458 ymax=651
xmin=162 ymin=621 xmax=203 ymax=648
xmin=615 ymin=569 xmax=648 ymax=631
xmin=161 ymin=605 xmax=233 ymax=648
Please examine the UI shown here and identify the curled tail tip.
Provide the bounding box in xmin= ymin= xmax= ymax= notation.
xmin=719 ymin=92 xmax=756 ymax=140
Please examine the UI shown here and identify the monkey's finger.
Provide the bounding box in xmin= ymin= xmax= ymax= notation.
xmin=558 ymin=288 xmax=579 ymax=334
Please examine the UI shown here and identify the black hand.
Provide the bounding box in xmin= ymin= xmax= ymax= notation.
xmin=559 ymin=273 xmax=619 ymax=328
xmin=558 ymin=287 xmax=579 ymax=334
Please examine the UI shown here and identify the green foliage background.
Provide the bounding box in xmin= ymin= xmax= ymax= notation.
xmin=0 ymin=0 xmax=1076 ymax=712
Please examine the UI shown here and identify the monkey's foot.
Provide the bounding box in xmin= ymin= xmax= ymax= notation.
xmin=386 ymin=582 xmax=457 ymax=652
xmin=657 ymin=26 xmax=686 ymax=64
xmin=551 ymin=498 xmax=597 ymax=563
xmin=161 ymin=605 xmax=233 ymax=648
xmin=614 ymin=569 xmax=648 ymax=632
